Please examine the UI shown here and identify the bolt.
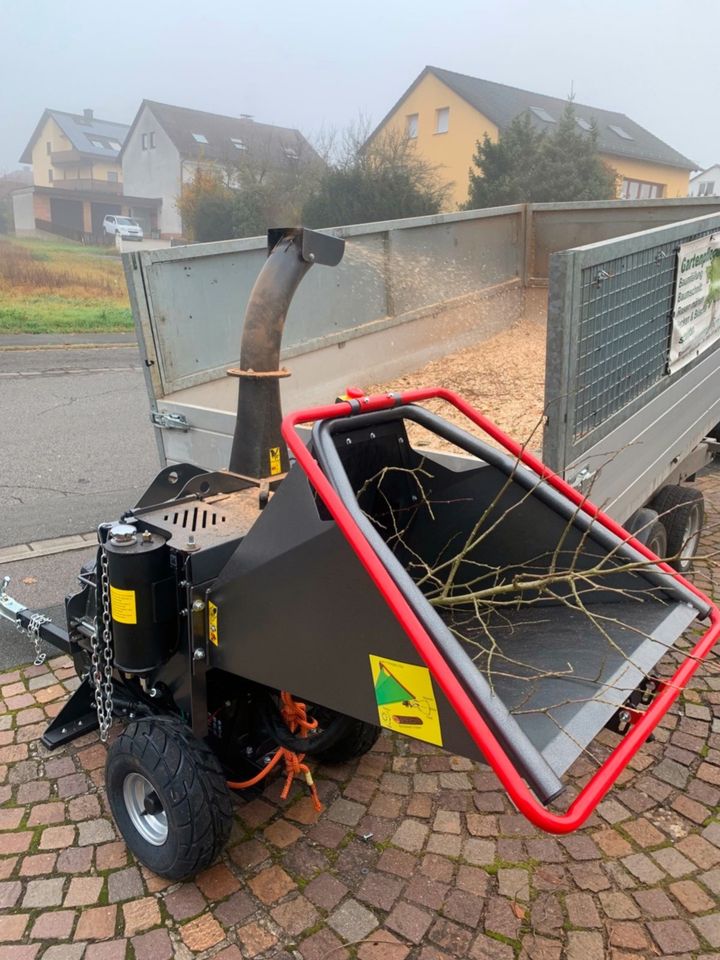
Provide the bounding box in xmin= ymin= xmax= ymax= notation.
xmin=193 ymin=648 xmax=205 ymax=661
xmin=185 ymin=534 xmax=199 ymax=552
xmin=149 ymin=688 xmax=158 ymax=698
xmin=142 ymin=531 xmax=153 ymax=543
xmin=192 ymin=599 xmax=206 ymax=612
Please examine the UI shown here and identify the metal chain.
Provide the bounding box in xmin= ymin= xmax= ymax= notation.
xmin=26 ymin=613 xmax=50 ymax=666
xmin=91 ymin=550 xmax=114 ymax=742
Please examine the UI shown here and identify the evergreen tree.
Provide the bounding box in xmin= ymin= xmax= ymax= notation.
xmin=465 ymin=100 xmax=618 ymax=208
xmin=535 ymin=101 xmax=618 ymax=201
xmin=465 ymin=111 xmax=546 ymax=208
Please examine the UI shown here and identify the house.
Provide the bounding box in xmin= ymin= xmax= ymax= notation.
xmin=689 ymin=165 xmax=720 ymax=198
xmin=368 ymin=67 xmax=697 ymax=208
xmin=13 ymin=108 xmax=160 ymax=239
xmin=120 ymin=100 xmax=319 ymax=237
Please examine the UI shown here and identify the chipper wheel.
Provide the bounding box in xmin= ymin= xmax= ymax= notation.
xmin=105 ymin=716 xmax=233 ymax=881
xmin=258 ymin=693 xmax=380 ymax=765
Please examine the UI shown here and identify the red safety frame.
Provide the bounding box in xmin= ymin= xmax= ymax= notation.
xmin=282 ymin=387 xmax=720 ymax=833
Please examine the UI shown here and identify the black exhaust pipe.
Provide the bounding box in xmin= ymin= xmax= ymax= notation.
xmin=228 ymin=227 xmax=345 ymax=480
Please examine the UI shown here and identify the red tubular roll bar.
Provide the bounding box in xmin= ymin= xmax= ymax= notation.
xmin=281 ymin=387 xmax=720 ymax=833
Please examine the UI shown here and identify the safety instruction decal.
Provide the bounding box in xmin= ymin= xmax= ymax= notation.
xmin=208 ymin=601 xmax=219 ymax=646
xmin=109 ymin=586 xmax=137 ymax=625
xmin=369 ymin=655 xmax=442 ymax=746
xmin=269 ymin=447 xmax=282 ymax=476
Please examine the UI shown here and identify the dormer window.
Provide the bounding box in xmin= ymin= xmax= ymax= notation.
xmin=529 ymin=106 xmax=555 ymax=123
xmin=192 ymin=133 xmax=208 ymax=144
xmin=284 ymin=147 xmax=299 ymax=160
xmin=576 ymin=118 xmax=592 ymax=131
xmin=609 ymin=124 xmax=634 ymax=141
xmin=231 ymin=138 xmax=247 ymax=150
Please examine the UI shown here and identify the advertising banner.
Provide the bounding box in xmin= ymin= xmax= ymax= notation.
xmin=669 ymin=233 xmax=720 ymax=373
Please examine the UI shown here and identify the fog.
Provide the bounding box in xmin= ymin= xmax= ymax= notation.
xmin=1 ymin=0 xmax=716 ymax=173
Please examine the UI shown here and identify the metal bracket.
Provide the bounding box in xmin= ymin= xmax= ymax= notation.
xmin=0 ymin=577 xmax=26 ymax=625
xmin=151 ymin=411 xmax=189 ymax=431
xmin=568 ymin=465 xmax=596 ymax=493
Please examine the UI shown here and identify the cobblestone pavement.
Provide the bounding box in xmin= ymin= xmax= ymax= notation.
xmin=1 ymin=471 xmax=719 ymax=960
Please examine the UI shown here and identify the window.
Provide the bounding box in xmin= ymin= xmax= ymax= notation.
xmin=609 ymin=124 xmax=634 ymax=141
xmin=284 ymin=146 xmax=299 ymax=160
xmin=192 ymin=133 xmax=208 ymax=143
xmin=141 ymin=133 xmax=147 ymax=150
xmin=698 ymin=181 xmax=716 ymax=197
xmin=149 ymin=132 xmax=155 ymax=149
xmin=88 ymin=137 xmax=105 ymax=148
xmin=48 ymin=169 xmax=53 ymax=182
xmin=108 ymin=171 xmax=119 ymax=182
xmin=141 ymin=132 xmax=155 ymax=150
xmin=530 ymin=106 xmax=555 ymax=123
xmin=621 ymin=177 xmax=664 ymax=200
xmin=108 ymin=139 xmax=122 ymax=151
xmin=46 ymin=141 xmax=52 ymax=155
xmin=435 ymin=107 xmax=449 ymax=134
xmin=231 ymin=137 xmax=247 ymax=150
xmin=406 ymin=113 xmax=419 ymax=139
xmin=576 ymin=117 xmax=592 ymax=131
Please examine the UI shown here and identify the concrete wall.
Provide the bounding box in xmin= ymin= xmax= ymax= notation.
xmin=122 ymin=105 xmax=182 ymax=237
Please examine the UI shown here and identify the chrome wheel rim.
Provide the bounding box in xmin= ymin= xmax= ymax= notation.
xmin=123 ymin=772 xmax=168 ymax=845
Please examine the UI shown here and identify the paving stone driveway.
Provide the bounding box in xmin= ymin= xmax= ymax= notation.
xmin=1 ymin=470 xmax=720 ymax=960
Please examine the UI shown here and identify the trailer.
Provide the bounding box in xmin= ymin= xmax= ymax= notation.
xmin=1 ymin=219 xmax=719 ymax=882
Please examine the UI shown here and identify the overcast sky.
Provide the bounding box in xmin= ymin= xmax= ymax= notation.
xmin=1 ymin=0 xmax=717 ymax=174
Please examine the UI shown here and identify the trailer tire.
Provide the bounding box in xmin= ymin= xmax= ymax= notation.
xmin=626 ymin=508 xmax=668 ymax=558
xmin=105 ymin=716 xmax=233 ymax=881
xmin=651 ymin=485 xmax=704 ymax=572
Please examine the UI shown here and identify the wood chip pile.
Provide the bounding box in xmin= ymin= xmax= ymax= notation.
xmin=369 ymin=317 xmax=548 ymax=453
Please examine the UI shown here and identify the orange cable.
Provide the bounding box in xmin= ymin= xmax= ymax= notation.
xmin=225 ymin=692 xmax=323 ymax=811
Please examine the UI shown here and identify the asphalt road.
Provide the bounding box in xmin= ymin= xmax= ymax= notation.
xmin=0 ymin=338 xmax=160 ymax=669
xmin=0 ymin=340 xmax=159 ymax=547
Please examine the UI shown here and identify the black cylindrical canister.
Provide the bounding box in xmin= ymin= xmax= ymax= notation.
xmin=104 ymin=525 xmax=177 ymax=674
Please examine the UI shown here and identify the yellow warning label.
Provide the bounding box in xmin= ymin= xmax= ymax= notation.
xmin=109 ymin=586 xmax=137 ymax=625
xmin=208 ymin=601 xmax=219 ymax=646
xmin=369 ymin=655 xmax=442 ymax=746
xmin=269 ymin=447 xmax=282 ymax=476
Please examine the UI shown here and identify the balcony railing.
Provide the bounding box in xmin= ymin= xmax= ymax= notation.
xmin=51 ymin=179 xmax=123 ymax=195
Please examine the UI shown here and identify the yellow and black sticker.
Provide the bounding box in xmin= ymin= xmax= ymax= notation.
xmin=208 ymin=601 xmax=219 ymax=646
xmin=109 ymin=586 xmax=137 ymax=625
xmin=269 ymin=447 xmax=282 ymax=476
xmin=369 ymin=654 xmax=442 ymax=746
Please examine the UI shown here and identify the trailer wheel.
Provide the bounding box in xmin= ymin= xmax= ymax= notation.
xmin=651 ymin=485 xmax=705 ymax=572
xmin=626 ymin=507 xmax=667 ymax=558
xmin=105 ymin=716 xmax=233 ymax=880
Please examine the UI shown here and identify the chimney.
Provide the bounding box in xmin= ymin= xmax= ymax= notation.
xmin=83 ymin=108 xmax=94 ymax=122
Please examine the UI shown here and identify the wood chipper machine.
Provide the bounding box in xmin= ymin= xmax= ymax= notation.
xmin=2 ymin=227 xmax=719 ymax=881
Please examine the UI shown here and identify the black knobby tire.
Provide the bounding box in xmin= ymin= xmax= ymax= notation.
xmin=651 ymin=485 xmax=704 ymax=572
xmin=257 ymin=693 xmax=380 ymax=764
xmin=645 ymin=520 xmax=668 ymax=560
xmin=105 ymin=716 xmax=233 ymax=880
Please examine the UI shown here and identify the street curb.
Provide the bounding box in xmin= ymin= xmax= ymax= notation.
xmin=0 ymin=533 xmax=96 ymax=565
